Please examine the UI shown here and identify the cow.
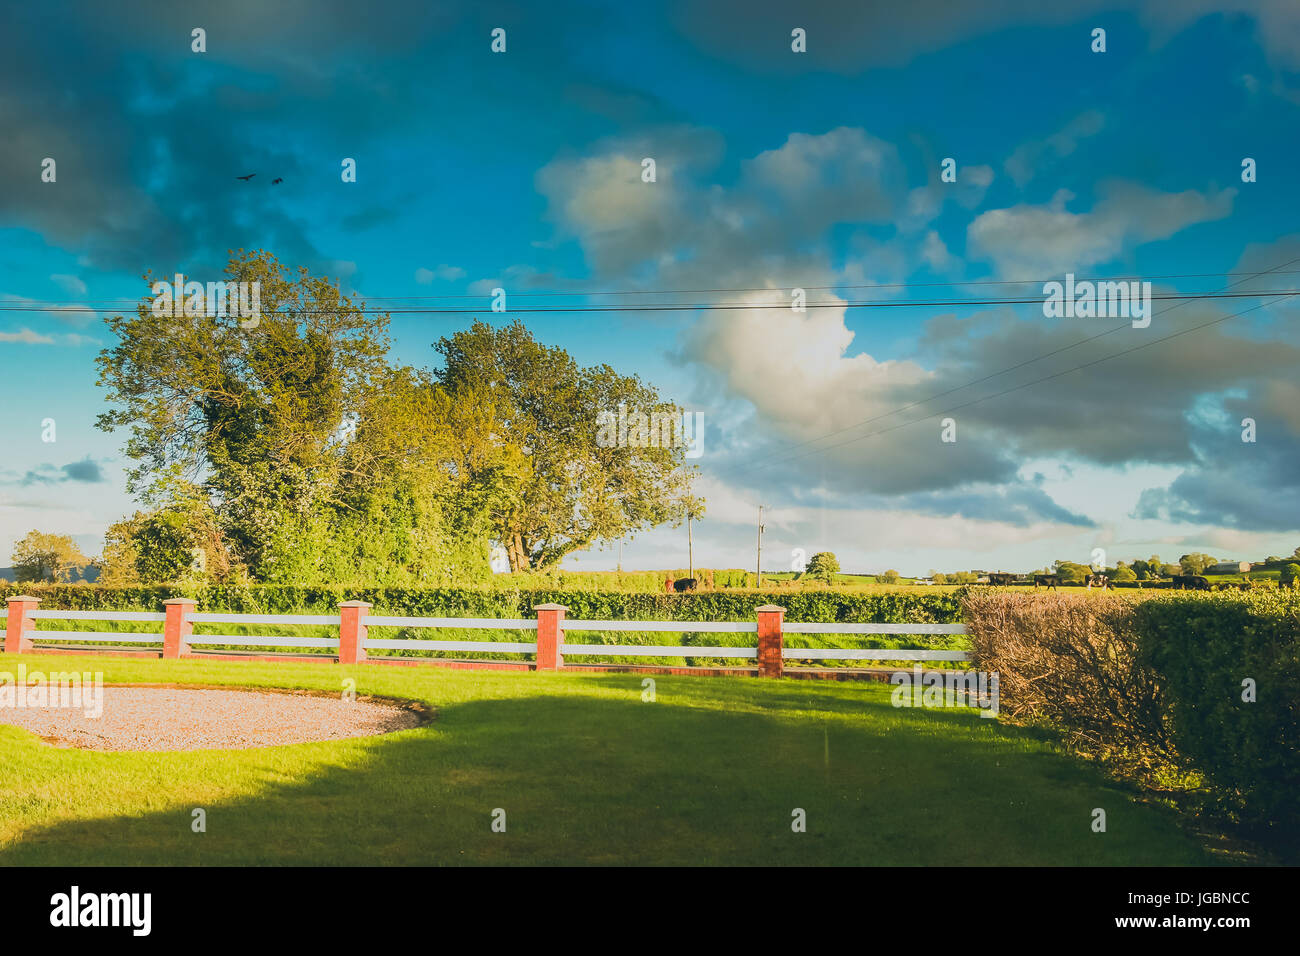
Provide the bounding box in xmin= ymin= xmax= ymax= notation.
xmin=672 ymin=577 xmax=698 ymax=592
xmin=1033 ymin=574 xmax=1060 ymax=590
xmin=1085 ymin=572 xmax=1109 ymax=590
xmin=987 ymin=572 xmax=1017 ymax=586
xmin=1172 ymin=574 xmax=1211 ymax=591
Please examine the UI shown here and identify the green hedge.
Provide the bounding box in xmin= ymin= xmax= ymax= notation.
xmin=0 ymin=582 xmax=962 ymax=622
xmin=1134 ymin=589 xmax=1300 ymax=843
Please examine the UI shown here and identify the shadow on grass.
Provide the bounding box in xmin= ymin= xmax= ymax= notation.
xmin=0 ymin=675 xmax=1217 ymax=866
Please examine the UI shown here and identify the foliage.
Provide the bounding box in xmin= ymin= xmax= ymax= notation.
xmin=964 ymin=589 xmax=1300 ymax=849
xmin=1135 ymin=589 xmax=1300 ymax=845
xmin=805 ymin=551 xmax=840 ymax=584
xmin=962 ymin=591 xmax=1169 ymax=767
xmin=9 ymin=531 xmax=89 ymax=583
xmin=1178 ymin=552 xmax=1218 ymax=574
xmin=0 ymin=580 xmax=964 ymax=623
xmin=434 ymin=319 xmax=693 ymax=571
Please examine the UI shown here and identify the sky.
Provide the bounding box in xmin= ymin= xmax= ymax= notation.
xmin=1 ymin=0 xmax=1298 ymax=576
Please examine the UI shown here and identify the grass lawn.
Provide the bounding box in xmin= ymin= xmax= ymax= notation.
xmin=0 ymin=653 xmax=1220 ymax=866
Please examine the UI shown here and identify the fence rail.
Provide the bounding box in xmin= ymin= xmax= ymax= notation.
xmin=1 ymin=595 xmax=969 ymax=677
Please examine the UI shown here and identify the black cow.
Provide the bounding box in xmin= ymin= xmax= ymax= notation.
xmin=672 ymin=577 xmax=698 ymax=592
xmin=1033 ymin=574 xmax=1060 ymax=590
xmin=1172 ymin=574 xmax=1211 ymax=591
xmin=987 ymin=572 xmax=1017 ymax=586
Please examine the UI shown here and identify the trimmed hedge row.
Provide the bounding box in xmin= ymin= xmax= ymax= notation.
xmin=964 ymin=588 xmax=1299 ymax=851
xmin=0 ymin=582 xmax=963 ymax=623
xmin=1135 ymin=590 xmax=1300 ymax=841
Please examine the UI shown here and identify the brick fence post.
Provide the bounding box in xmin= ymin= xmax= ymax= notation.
xmin=162 ymin=598 xmax=195 ymax=659
xmin=4 ymin=595 xmax=40 ymax=654
xmin=534 ymin=603 xmax=567 ymax=671
xmin=756 ymin=604 xmax=785 ymax=678
xmin=339 ymin=601 xmax=372 ymax=665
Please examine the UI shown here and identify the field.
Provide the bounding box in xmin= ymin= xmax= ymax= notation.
xmin=0 ymin=653 xmax=1221 ymax=866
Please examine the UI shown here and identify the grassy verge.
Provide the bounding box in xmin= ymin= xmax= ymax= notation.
xmin=0 ymin=653 xmax=1223 ymax=865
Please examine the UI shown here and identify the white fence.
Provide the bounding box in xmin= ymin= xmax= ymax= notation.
xmin=2 ymin=597 xmax=969 ymax=675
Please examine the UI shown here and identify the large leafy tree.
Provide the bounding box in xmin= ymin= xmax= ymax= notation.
xmin=435 ymin=320 xmax=694 ymax=571
xmin=1179 ymin=552 xmax=1218 ymax=575
xmin=11 ymin=531 xmax=89 ymax=583
xmin=96 ymin=251 xmax=491 ymax=583
xmin=805 ymin=551 xmax=840 ymax=584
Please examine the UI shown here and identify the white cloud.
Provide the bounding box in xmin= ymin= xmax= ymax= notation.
xmin=49 ymin=273 xmax=87 ymax=296
xmin=415 ymin=264 xmax=466 ymax=284
xmin=967 ymin=182 xmax=1235 ymax=277
xmin=0 ymin=328 xmax=55 ymax=344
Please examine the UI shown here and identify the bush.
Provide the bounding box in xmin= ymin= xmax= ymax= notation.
xmin=963 ymin=588 xmax=1300 ymax=850
xmin=0 ymin=581 xmax=962 ymax=621
xmin=1134 ymin=590 xmax=1300 ymax=844
xmin=961 ymin=591 xmax=1169 ymax=765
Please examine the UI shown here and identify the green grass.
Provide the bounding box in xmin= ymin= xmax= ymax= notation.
xmin=0 ymin=653 xmax=1221 ymax=865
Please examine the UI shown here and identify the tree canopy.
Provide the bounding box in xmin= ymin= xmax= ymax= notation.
xmin=434 ymin=320 xmax=694 ymax=571
xmin=11 ymin=531 xmax=88 ymax=583
xmin=805 ymin=551 xmax=840 ymax=584
xmin=94 ymin=254 xmax=696 ymax=583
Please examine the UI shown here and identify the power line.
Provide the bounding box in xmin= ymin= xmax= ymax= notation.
xmin=19 ymin=267 xmax=1300 ymax=304
xmin=1 ymin=289 xmax=1296 ymax=316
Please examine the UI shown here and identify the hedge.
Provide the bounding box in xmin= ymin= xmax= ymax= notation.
xmin=964 ymin=588 xmax=1300 ymax=852
xmin=1134 ymin=590 xmax=1300 ymax=844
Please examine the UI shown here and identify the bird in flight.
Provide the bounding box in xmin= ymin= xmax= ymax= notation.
xmin=236 ymin=173 xmax=256 ymax=181
xmin=272 ymin=177 xmax=283 ymax=185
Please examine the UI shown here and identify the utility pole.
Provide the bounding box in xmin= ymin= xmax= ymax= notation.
xmin=756 ymin=504 xmax=767 ymax=589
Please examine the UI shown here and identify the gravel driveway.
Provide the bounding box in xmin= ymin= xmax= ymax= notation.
xmin=0 ymin=685 xmax=427 ymax=751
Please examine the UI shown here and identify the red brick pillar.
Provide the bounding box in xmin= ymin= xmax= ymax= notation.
xmin=339 ymin=601 xmax=371 ymax=665
xmin=4 ymin=595 xmax=40 ymax=654
xmin=534 ymin=603 xmax=567 ymax=671
xmin=162 ymin=598 xmax=195 ymax=659
xmin=756 ymin=604 xmax=785 ymax=678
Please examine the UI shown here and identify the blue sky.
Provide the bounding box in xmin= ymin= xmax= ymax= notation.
xmin=2 ymin=0 xmax=1298 ymax=575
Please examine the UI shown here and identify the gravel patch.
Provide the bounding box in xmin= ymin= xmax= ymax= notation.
xmin=0 ymin=685 xmax=428 ymax=752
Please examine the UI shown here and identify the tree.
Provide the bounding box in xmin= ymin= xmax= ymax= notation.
xmin=435 ymin=320 xmax=693 ymax=571
xmin=1179 ymin=553 xmax=1218 ymax=575
xmin=1054 ymin=560 xmax=1090 ymax=583
xmin=678 ymin=493 xmax=705 ymax=580
xmin=805 ymin=552 xmax=840 ymax=584
xmin=930 ymin=571 xmax=947 ymax=585
xmin=1111 ymin=565 xmax=1137 ymax=582
xmin=11 ymin=531 xmax=88 ymax=583
xmin=878 ymin=569 xmax=901 ymax=584
xmin=1283 ymin=563 xmax=1300 ymax=586
xmin=95 ymin=251 xmax=493 ymax=584
xmin=97 ymin=515 xmax=143 ymax=586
